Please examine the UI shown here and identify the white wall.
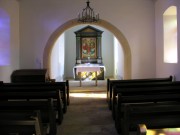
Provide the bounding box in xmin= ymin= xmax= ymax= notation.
xmin=64 ymin=26 xmax=77 ymax=79
xmin=51 ymin=34 xmax=65 ymax=81
xmin=2 ymin=0 xmax=180 ymax=81
xmin=0 ymin=0 xmax=19 ymax=82
xmin=19 ymin=0 xmax=156 ymax=79
xmin=155 ymin=0 xmax=180 ymax=80
xmin=101 ymin=26 xmax=114 ymax=78
xmin=114 ymin=37 xmax=124 ymax=79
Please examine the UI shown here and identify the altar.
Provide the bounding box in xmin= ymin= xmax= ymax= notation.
xmin=73 ymin=25 xmax=105 ymax=86
xmin=73 ymin=64 xmax=105 ymax=86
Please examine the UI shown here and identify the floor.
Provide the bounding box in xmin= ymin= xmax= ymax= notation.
xmin=57 ymin=80 xmax=119 ymax=135
xmin=57 ymin=79 xmax=180 ymax=135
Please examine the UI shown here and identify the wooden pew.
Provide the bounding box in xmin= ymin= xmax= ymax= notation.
xmin=10 ymin=69 xmax=48 ymax=83
xmin=0 ymin=110 xmax=44 ymax=135
xmin=111 ymin=81 xmax=180 ymax=119
xmin=137 ymin=124 xmax=180 ymax=135
xmin=113 ymin=85 xmax=180 ymax=120
xmin=66 ymin=80 xmax=70 ymax=105
xmin=0 ymin=99 xmax=56 ymax=135
xmin=10 ymin=69 xmax=70 ymax=106
xmin=2 ymin=82 xmax=67 ymax=111
xmin=0 ymin=86 xmax=64 ymax=125
xmin=115 ymin=92 xmax=180 ymax=135
xmin=3 ymin=81 xmax=69 ymax=113
xmin=121 ymin=102 xmax=180 ymax=135
xmin=107 ymin=76 xmax=173 ymax=109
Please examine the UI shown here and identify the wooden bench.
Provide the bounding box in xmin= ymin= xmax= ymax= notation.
xmin=137 ymin=124 xmax=180 ymax=135
xmin=0 ymin=110 xmax=44 ymax=135
xmin=10 ymin=69 xmax=70 ymax=105
xmin=3 ymin=81 xmax=69 ymax=113
xmin=121 ymin=102 xmax=180 ymax=135
xmin=113 ymin=85 xmax=180 ymax=120
xmin=0 ymin=86 xmax=64 ymax=124
xmin=0 ymin=98 xmax=56 ymax=135
xmin=107 ymin=76 xmax=173 ymax=109
xmin=111 ymin=81 xmax=180 ymax=119
xmin=66 ymin=80 xmax=70 ymax=105
xmin=115 ymin=92 xmax=180 ymax=134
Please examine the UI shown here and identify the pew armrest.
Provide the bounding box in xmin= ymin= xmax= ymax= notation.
xmin=137 ymin=124 xmax=147 ymax=135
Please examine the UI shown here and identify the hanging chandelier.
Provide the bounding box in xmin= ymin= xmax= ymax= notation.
xmin=78 ymin=0 xmax=99 ymax=23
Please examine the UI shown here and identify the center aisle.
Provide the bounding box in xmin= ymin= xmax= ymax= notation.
xmin=57 ymin=80 xmax=119 ymax=135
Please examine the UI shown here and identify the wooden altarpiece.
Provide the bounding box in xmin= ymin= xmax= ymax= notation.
xmin=74 ymin=25 xmax=105 ymax=81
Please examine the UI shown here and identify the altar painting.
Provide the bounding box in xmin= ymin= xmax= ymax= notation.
xmin=81 ymin=37 xmax=96 ymax=58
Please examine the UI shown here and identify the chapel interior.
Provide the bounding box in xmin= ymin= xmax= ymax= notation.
xmin=0 ymin=0 xmax=180 ymax=135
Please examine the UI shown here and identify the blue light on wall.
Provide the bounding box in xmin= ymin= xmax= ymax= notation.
xmin=0 ymin=9 xmax=10 ymax=66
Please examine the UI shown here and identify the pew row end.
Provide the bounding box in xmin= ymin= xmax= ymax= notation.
xmin=137 ymin=124 xmax=147 ymax=135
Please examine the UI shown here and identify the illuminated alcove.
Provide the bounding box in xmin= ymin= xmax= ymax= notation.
xmin=50 ymin=25 xmax=124 ymax=81
xmin=163 ymin=6 xmax=177 ymax=63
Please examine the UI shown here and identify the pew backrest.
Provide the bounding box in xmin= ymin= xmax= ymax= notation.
xmin=107 ymin=75 xmax=173 ymax=93
xmin=0 ymin=99 xmax=56 ymax=135
xmin=0 ymin=110 xmax=44 ymax=135
xmin=107 ymin=76 xmax=173 ymax=109
xmin=109 ymin=81 xmax=180 ymax=111
xmin=120 ymin=102 xmax=180 ymax=135
xmin=0 ymin=88 xmax=63 ymax=124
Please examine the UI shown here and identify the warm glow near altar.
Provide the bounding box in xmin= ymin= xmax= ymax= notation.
xmin=70 ymin=92 xmax=106 ymax=99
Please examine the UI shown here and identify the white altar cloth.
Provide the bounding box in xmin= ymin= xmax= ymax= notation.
xmin=73 ymin=64 xmax=105 ymax=86
xmin=75 ymin=64 xmax=101 ymax=73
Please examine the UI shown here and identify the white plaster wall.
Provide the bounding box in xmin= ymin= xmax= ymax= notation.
xmin=64 ymin=26 xmax=77 ymax=79
xmin=155 ymin=0 xmax=180 ymax=80
xmin=51 ymin=33 xmax=65 ymax=81
xmin=0 ymin=0 xmax=19 ymax=82
xmin=19 ymin=0 xmax=156 ymax=79
xmin=114 ymin=37 xmax=124 ymax=79
xmin=101 ymin=26 xmax=114 ymax=78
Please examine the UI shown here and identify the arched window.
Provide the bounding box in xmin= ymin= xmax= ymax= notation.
xmin=0 ymin=9 xmax=10 ymax=66
xmin=163 ymin=6 xmax=177 ymax=63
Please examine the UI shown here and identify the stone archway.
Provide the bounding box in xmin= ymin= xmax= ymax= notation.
xmin=43 ymin=19 xmax=131 ymax=79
